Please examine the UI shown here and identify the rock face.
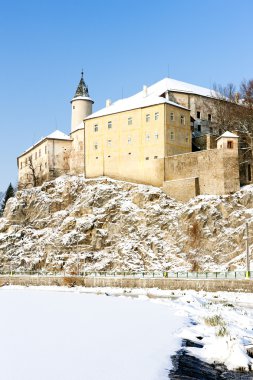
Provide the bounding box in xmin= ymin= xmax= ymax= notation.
xmin=0 ymin=175 xmax=253 ymax=274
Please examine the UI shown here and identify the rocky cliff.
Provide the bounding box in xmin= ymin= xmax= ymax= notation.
xmin=0 ymin=175 xmax=252 ymax=274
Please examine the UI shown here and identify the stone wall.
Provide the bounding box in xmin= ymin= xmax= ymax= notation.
xmin=1 ymin=275 xmax=253 ymax=293
xmin=163 ymin=148 xmax=240 ymax=201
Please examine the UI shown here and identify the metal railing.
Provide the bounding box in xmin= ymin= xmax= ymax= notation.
xmin=0 ymin=270 xmax=252 ymax=280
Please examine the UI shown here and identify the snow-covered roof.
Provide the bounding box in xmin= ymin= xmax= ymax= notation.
xmin=85 ymin=77 xmax=218 ymax=120
xmin=85 ymin=94 xmax=188 ymax=120
xmin=18 ymin=130 xmax=72 ymax=158
xmin=46 ymin=130 xmax=72 ymax=140
xmin=217 ymin=131 xmax=239 ymax=139
xmin=132 ymin=77 xmax=218 ymax=99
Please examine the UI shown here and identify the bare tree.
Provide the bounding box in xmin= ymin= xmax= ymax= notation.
xmin=28 ymin=156 xmax=38 ymax=187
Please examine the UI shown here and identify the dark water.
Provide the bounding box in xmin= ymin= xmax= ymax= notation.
xmin=169 ymin=340 xmax=253 ymax=380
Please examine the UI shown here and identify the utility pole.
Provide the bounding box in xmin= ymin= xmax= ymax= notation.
xmin=246 ymin=222 xmax=250 ymax=278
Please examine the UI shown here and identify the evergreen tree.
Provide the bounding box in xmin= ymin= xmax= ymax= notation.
xmin=0 ymin=183 xmax=15 ymax=216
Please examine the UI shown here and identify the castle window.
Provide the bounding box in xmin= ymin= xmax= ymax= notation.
xmin=210 ymin=127 xmax=213 ymax=134
xmin=94 ymin=143 xmax=98 ymax=150
xmin=170 ymin=112 xmax=174 ymax=121
xmin=128 ymin=137 xmax=132 ymax=144
xmin=94 ymin=124 xmax=98 ymax=132
xmin=155 ymin=112 xmax=159 ymax=120
xmin=73 ymin=106 xmax=75 ymax=109
xmin=128 ymin=117 xmax=132 ymax=125
xmin=145 ymin=157 xmax=149 ymax=160
xmin=108 ymin=155 xmax=111 ymax=158
xmin=96 ymin=157 xmax=99 ymax=160
xmin=108 ymin=121 xmax=112 ymax=129
xmin=146 ymin=114 xmax=150 ymax=122
xmin=198 ymin=124 xmax=201 ymax=132
xmin=107 ymin=139 xmax=112 ymax=146
xmin=180 ymin=115 xmax=185 ymax=125
xmin=146 ymin=133 xmax=150 ymax=141
xmin=40 ymin=164 xmax=42 ymax=171
xmin=227 ymin=141 xmax=233 ymax=149
xmin=197 ymin=111 xmax=201 ymax=119
xmin=154 ymin=132 xmax=159 ymax=140
xmin=170 ymin=131 xmax=174 ymax=140
xmin=208 ymin=114 xmax=212 ymax=121
xmin=154 ymin=156 xmax=158 ymax=159
xmin=128 ymin=152 xmax=131 ymax=155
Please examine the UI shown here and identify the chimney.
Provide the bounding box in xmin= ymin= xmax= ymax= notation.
xmin=143 ymin=85 xmax=148 ymax=97
xmin=106 ymin=99 xmax=112 ymax=107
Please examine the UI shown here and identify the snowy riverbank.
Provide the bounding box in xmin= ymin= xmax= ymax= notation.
xmin=1 ymin=286 xmax=253 ymax=379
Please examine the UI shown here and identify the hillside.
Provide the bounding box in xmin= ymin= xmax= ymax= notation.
xmin=0 ymin=175 xmax=253 ymax=274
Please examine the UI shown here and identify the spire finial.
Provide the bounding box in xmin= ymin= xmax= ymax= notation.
xmin=81 ymin=69 xmax=84 ymax=79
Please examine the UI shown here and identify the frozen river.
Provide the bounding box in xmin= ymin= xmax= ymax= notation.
xmin=0 ymin=288 xmax=184 ymax=380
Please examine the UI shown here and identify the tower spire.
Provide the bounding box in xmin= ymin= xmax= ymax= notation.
xmin=73 ymin=70 xmax=89 ymax=98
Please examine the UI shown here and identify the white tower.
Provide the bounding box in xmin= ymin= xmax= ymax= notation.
xmin=71 ymin=71 xmax=94 ymax=132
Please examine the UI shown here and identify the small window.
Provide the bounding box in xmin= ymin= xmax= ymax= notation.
xmin=155 ymin=112 xmax=159 ymax=120
xmin=40 ymin=164 xmax=42 ymax=171
xmin=96 ymin=157 xmax=99 ymax=160
xmin=154 ymin=156 xmax=158 ymax=159
xmin=128 ymin=152 xmax=131 ymax=155
xmin=170 ymin=131 xmax=174 ymax=140
xmin=108 ymin=155 xmax=111 ymax=158
xmin=73 ymin=106 xmax=75 ymax=110
xmin=210 ymin=127 xmax=213 ymax=134
xmin=208 ymin=114 xmax=212 ymax=121
xmin=20 ymin=162 xmax=22 ymax=169
xmin=170 ymin=112 xmax=174 ymax=121
xmin=146 ymin=114 xmax=150 ymax=122
xmin=180 ymin=115 xmax=185 ymax=125
xmin=94 ymin=143 xmax=98 ymax=150
xmin=197 ymin=111 xmax=201 ymax=119
xmin=107 ymin=139 xmax=112 ymax=146
xmin=198 ymin=124 xmax=201 ymax=132
xmin=108 ymin=121 xmax=112 ymax=129
xmin=227 ymin=141 xmax=233 ymax=149
xmin=128 ymin=117 xmax=132 ymax=125
xmin=94 ymin=124 xmax=98 ymax=132
xmin=145 ymin=157 xmax=149 ymax=160
xmin=146 ymin=133 xmax=150 ymax=141
xmin=154 ymin=132 xmax=159 ymax=140
xmin=128 ymin=137 xmax=132 ymax=144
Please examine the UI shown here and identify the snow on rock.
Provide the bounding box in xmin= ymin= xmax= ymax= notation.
xmin=1 ymin=175 xmax=253 ymax=273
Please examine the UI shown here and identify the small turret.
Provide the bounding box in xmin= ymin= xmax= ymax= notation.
xmin=71 ymin=71 xmax=94 ymax=132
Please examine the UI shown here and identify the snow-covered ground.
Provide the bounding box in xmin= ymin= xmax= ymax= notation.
xmin=0 ymin=287 xmax=184 ymax=380
xmin=1 ymin=286 xmax=253 ymax=379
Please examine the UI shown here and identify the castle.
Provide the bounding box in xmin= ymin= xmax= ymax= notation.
xmin=17 ymin=72 xmax=243 ymax=201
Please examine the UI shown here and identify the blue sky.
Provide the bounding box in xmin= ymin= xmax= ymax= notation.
xmin=0 ymin=0 xmax=252 ymax=191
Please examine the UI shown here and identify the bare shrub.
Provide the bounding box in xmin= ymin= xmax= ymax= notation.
xmin=63 ymin=277 xmax=77 ymax=287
